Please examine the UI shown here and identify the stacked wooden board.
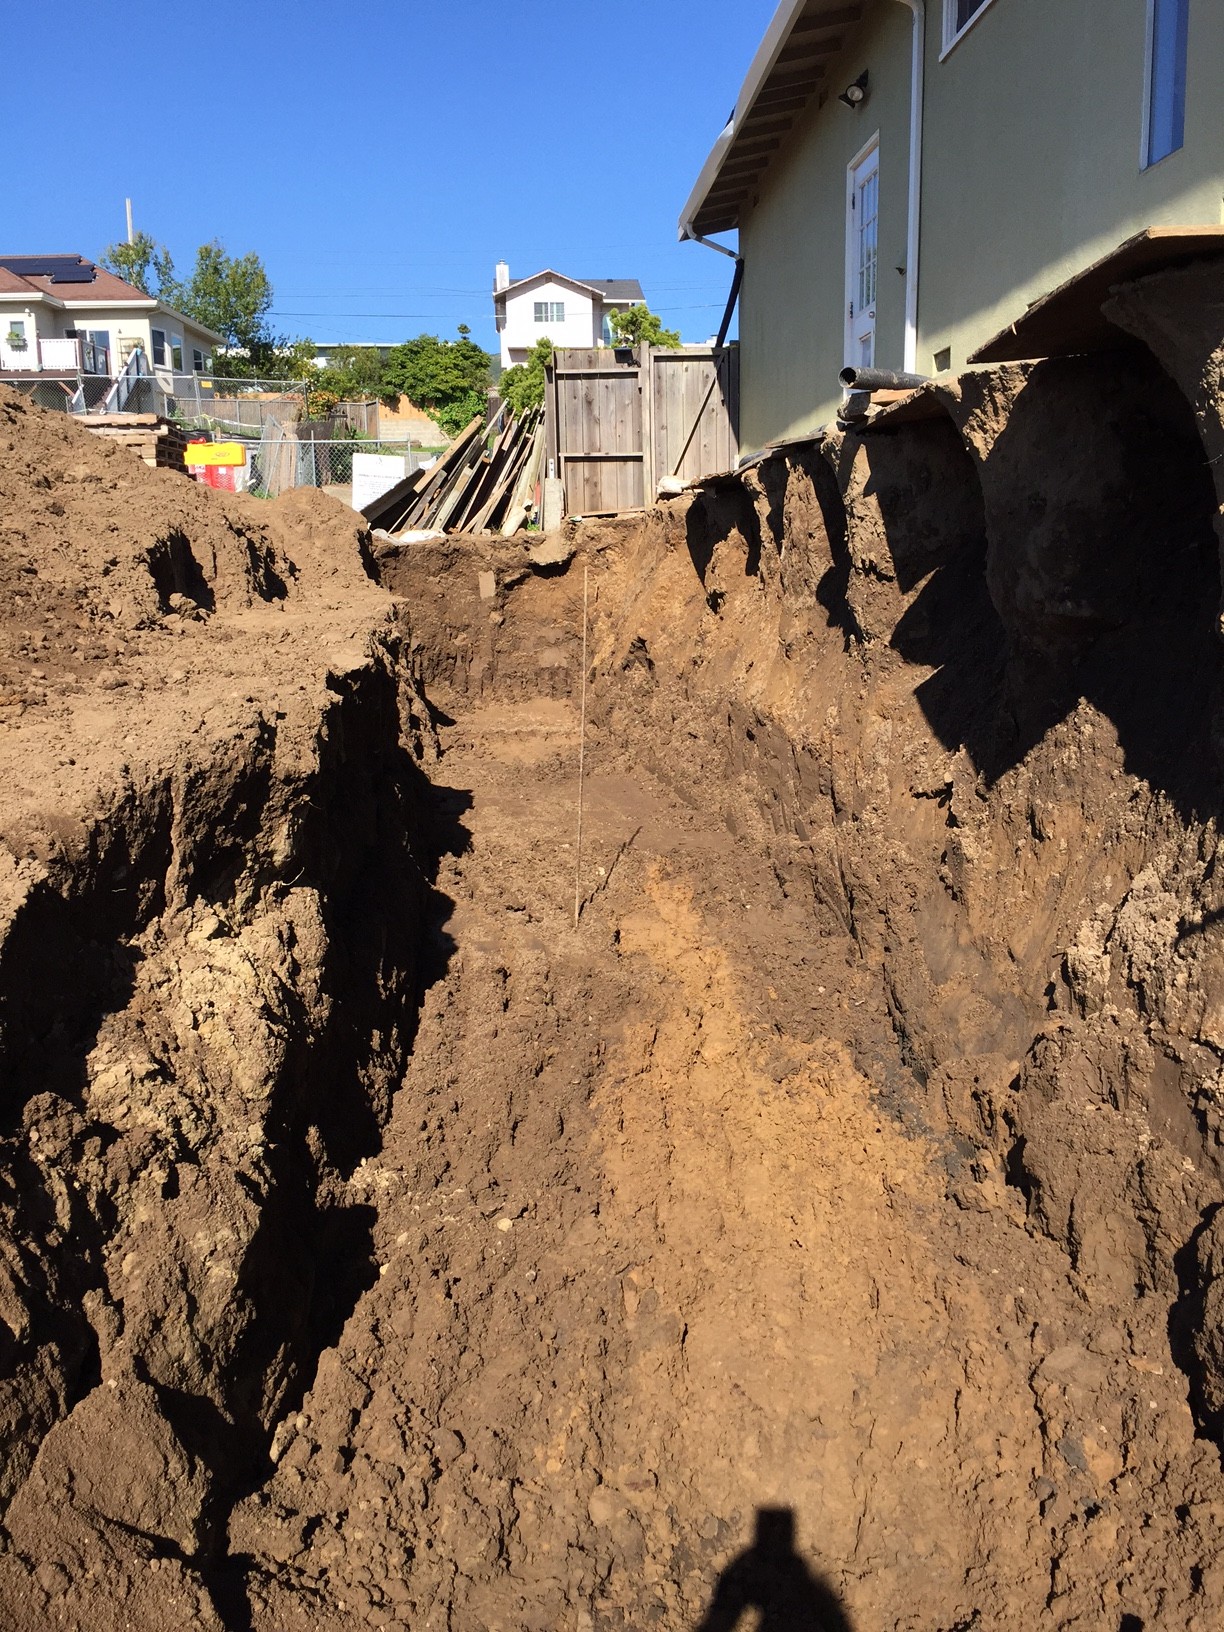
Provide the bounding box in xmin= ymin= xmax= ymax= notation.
xmin=361 ymin=408 xmax=545 ymax=537
xmin=82 ymin=413 xmax=190 ymax=473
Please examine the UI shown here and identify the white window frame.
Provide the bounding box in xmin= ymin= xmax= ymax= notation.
xmin=170 ymin=333 xmax=183 ymax=371
xmin=1141 ymin=0 xmax=1190 ymax=171
xmin=151 ymin=327 xmax=167 ymax=367
xmin=533 ymin=300 xmax=564 ymax=324
xmin=941 ymin=0 xmax=1000 ymax=58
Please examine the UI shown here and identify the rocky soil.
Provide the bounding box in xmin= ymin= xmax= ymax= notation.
xmin=2 ymin=347 xmax=1224 ymax=1632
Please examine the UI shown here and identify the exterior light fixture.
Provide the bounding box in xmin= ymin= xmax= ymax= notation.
xmin=838 ymin=71 xmax=869 ymax=109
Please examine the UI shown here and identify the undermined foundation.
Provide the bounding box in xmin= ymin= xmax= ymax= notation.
xmin=3 ymin=325 xmax=1224 ymax=1631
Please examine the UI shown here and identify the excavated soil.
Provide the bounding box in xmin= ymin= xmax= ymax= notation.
xmin=4 ymin=346 xmax=1224 ymax=1632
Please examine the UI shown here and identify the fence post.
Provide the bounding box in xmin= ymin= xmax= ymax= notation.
xmin=640 ymin=344 xmax=655 ymax=504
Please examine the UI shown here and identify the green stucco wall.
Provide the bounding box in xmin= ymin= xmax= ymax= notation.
xmin=739 ymin=4 xmax=914 ymax=450
xmin=736 ymin=0 xmax=1224 ymax=452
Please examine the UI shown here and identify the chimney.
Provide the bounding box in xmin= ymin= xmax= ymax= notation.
xmin=494 ymin=261 xmax=510 ymax=293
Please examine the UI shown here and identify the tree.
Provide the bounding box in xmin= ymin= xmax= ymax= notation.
xmin=316 ymin=345 xmax=396 ymax=404
xmin=102 ymin=230 xmax=282 ymax=373
xmin=174 ymin=240 xmax=275 ymax=365
xmin=382 ymin=332 xmax=492 ymax=434
xmin=608 ymin=302 xmax=682 ymax=349
xmin=498 ymin=336 xmax=553 ymax=416
xmin=268 ymin=337 xmax=320 ymax=382
xmin=100 ymin=231 xmax=176 ymax=298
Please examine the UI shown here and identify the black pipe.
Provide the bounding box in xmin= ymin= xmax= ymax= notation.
xmin=838 ymin=366 xmax=928 ymax=391
xmin=715 ymin=257 xmax=745 ymax=351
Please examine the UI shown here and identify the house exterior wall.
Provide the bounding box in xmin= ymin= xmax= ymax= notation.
xmin=920 ymin=0 xmax=1224 ymax=375
xmin=0 ymin=303 xmax=43 ymax=372
xmin=734 ymin=0 xmax=1224 ymax=451
xmin=500 ymin=279 xmax=599 ymax=367
xmin=0 ymin=300 xmax=217 ymax=377
xmin=738 ymin=3 xmax=914 ymax=450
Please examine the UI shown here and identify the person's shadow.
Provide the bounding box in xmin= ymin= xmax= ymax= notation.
xmin=697 ymin=1508 xmax=853 ymax=1631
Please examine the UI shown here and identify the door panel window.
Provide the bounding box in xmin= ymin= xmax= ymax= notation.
xmin=846 ymin=141 xmax=879 ymax=370
xmin=857 ymin=167 xmax=879 ymax=316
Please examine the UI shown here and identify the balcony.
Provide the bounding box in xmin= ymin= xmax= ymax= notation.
xmin=0 ymin=336 xmax=111 ymax=375
xmin=41 ymin=336 xmax=85 ymax=372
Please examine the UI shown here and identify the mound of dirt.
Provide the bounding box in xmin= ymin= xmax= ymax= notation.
xmin=0 ymin=390 xmax=432 ymax=1630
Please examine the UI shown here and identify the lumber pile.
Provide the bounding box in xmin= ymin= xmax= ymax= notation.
xmin=362 ymin=408 xmax=545 ymax=537
xmin=82 ymin=413 xmax=190 ymax=474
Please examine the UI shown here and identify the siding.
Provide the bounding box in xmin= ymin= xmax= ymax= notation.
xmin=734 ymin=0 xmax=1224 ymax=450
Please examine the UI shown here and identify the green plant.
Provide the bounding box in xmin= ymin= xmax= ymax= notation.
xmin=382 ymin=330 xmax=493 ymax=429
xmin=100 ymin=231 xmax=176 ymax=298
xmin=499 ymin=337 xmax=553 ymax=415
xmin=608 ymin=303 xmax=682 ymax=349
xmin=306 ymin=387 xmax=340 ymax=419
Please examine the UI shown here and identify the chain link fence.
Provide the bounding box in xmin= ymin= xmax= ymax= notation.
xmin=4 ymin=369 xmax=171 ymax=415
xmin=3 ymin=378 xmax=76 ymax=412
xmin=247 ymin=419 xmax=431 ymax=504
xmin=1 ymin=367 xmax=379 ymax=441
xmin=163 ymin=376 xmax=380 ymax=438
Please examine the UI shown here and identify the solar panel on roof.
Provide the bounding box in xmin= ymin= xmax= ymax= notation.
xmin=0 ymin=256 xmax=95 ymax=283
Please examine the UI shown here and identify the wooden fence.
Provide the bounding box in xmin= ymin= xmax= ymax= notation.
xmin=544 ymin=342 xmax=738 ymax=516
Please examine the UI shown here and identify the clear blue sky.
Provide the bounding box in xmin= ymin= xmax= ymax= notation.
xmin=9 ymin=0 xmax=772 ymax=353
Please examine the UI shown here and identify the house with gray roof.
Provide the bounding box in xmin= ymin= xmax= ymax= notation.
xmin=492 ymin=264 xmax=646 ymax=368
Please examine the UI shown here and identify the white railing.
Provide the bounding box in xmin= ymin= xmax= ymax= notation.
xmin=0 ymin=336 xmax=35 ymax=371
xmin=0 ymin=336 xmax=90 ymax=373
xmin=39 ymin=337 xmax=81 ymax=371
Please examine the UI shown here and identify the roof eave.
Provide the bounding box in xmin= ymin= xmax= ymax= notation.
xmin=679 ymin=0 xmax=858 ymax=239
xmin=499 ymin=269 xmax=604 ymax=300
xmin=152 ymin=302 xmax=227 ymax=346
xmin=680 ymin=0 xmax=810 ymax=237
xmin=680 ymin=120 xmax=739 ymax=239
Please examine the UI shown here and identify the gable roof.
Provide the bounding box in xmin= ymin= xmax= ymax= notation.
xmin=495 ymin=269 xmax=643 ymax=307
xmin=680 ymin=0 xmax=866 ymax=240
xmin=0 ymin=253 xmax=226 ymax=344
xmin=578 ymin=278 xmax=644 ymax=303
xmin=0 ymin=254 xmax=150 ymax=303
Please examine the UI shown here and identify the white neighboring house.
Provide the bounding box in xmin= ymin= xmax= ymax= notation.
xmin=0 ymin=254 xmax=223 ymax=386
xmin=492 ymin=263 xmax=645 ymax=369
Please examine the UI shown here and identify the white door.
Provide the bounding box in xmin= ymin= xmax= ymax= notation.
xmin=845 ymin=138 xmax=880 ymax=369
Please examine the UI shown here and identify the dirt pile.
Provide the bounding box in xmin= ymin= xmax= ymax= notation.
xmin=0 ymin=390 xmax=433 ymax=1628
xmin=3 ymin=334 xmax=1224 ymax=1632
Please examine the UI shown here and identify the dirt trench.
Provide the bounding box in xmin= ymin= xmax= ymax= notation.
xmin=4 ymin=346 xmax=1224 ymax=1631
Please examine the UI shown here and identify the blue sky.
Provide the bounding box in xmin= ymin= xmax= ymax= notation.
xmin=8 ymin=0 xmax=772 ymax=353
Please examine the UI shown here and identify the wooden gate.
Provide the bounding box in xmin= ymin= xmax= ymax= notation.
xmin=651 ymin=345 xmax=739 ymax=486
xmin=545 ymin=342 xmax=738 ymax=516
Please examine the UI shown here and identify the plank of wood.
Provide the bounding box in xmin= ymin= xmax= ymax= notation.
xmin=969 ymin=226 xmax=1224 ymax=364
xmin=498 ymin=419 xmax=546 ymax=537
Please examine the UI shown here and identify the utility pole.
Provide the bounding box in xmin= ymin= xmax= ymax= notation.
xmin=125 ymin=198 xmax=134 ymax=245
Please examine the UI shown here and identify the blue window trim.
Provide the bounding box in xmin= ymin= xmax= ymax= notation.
xmin=1143 ymin=0 xmax=1189 ymax=169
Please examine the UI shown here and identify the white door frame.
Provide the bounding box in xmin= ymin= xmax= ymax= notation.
xmin=844 ymin=132 xmax=881 ymax=370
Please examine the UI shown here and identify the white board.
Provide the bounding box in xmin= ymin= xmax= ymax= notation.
xmin=352 ymin=451 xmax=408 ymax=512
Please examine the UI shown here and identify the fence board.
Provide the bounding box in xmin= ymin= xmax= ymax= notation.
xmin=545 ymin=343 xmax=737 ymax=517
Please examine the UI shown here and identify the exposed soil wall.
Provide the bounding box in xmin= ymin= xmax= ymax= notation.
xmin=4 ymin=325 xmax=1224 ymax=1632
xmin=0 ymin=392 xmax=437 ymax=1628
xmin=368 ymin=344 xmax=1224 ymax=1630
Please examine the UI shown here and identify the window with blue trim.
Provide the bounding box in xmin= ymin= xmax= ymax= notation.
xmin=1145 ymin=0 xmax=1189 ymax=167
